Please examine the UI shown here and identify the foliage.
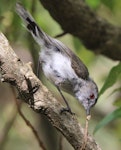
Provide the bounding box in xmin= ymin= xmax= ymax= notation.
xmin=94 ymin=107 xmax=121 ymax=134
xmin=93 ymin=62 xmax=121 ymax=133
xmin=99 ymin=62 xmax=121 ymax=97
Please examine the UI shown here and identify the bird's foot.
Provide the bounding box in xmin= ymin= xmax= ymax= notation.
xmin=60 ymin=107 xmax=75 ymax=115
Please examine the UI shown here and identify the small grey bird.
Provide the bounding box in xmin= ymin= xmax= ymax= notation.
xmin=16 ymin=3 xmax=98 ymax=116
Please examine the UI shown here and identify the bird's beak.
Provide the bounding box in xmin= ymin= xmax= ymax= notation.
xmin=86 ymin=107 xmax=90 ymax=116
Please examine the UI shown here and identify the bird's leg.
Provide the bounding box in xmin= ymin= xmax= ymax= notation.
xmin=56 ymin=85 xmax=73 ymax=114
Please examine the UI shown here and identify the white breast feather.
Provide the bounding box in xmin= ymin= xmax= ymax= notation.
xmin=40 ymin=50 xmax=77 ymax=83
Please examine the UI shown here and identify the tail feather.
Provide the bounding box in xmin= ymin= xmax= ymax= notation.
xmin=16 ymin=3 xmax=50 ymax=46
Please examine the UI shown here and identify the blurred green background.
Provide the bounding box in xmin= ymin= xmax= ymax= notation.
xmin=0 ymin=0 xmax=121 ymax=150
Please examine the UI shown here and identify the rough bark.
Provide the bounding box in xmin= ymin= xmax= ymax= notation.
xmin=0 ymin=33 xmax=101 ymax=150
xmin=39 ymin=0 xmax=121 ymax=61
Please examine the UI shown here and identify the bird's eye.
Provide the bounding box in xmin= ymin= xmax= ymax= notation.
xmin=89 ymin=94 xmax=95 ymax=100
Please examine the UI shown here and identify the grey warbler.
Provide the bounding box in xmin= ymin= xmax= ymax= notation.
xmin=16 ymin=3 xmax=98 ymax=116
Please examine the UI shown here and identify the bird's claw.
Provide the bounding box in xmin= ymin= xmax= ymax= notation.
xmin=60 ymin=107 xmax=75 ymax=115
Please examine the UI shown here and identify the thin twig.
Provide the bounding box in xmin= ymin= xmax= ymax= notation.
xmin=81 ymin=115 xmax=91 ymax=150
xmin=54 ymin=32 xmax=67 ymax=38
xmin=11 ymin=86 xmax=47 ymax=150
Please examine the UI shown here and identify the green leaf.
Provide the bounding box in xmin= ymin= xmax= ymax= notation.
xmin=99 ymin=62 xmax=121 ymax=97
xmin=94 ymin=107 xmax=121 ymax=134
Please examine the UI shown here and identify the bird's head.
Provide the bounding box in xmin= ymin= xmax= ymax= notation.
xmin=74 ymin=79 xmax=98 ymax=115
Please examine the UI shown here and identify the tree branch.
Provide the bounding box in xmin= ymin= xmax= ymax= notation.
xmin=39 ymin=0 xmax=121 ymax=61
xmin=0 ymin=32 xmax=101 ymax=150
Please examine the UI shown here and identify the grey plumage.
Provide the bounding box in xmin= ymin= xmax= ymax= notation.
xmin=16 ymin=3 xmax=98 ymax=115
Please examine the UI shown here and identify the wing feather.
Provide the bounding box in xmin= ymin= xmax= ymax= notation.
xmin=54 ymin=39 xmax=89 ymax=79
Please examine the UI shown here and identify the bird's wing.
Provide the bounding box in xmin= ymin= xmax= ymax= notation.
xmin=54 ymin=39 xmax=89 ymax=79
xmin=71 ymin=52 xmax=89 ymax=79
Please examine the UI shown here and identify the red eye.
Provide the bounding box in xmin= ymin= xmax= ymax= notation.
xmin=90 ymin=94 xmax=95 ymax=100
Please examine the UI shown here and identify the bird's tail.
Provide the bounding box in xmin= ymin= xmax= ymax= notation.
xmin=16 ymin=3 xmax=51 ymax=46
